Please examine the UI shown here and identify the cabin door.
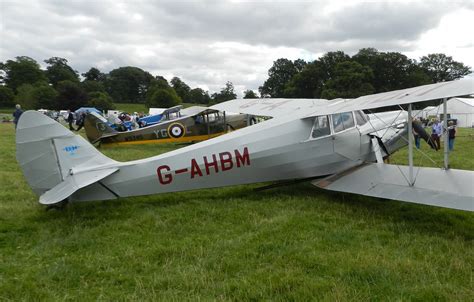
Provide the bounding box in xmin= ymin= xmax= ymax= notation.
xmin=331 ymin=112 xmax=362 ymax=161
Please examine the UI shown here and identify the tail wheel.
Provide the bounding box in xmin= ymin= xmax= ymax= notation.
xmin=168 ymin=123 xmax=186 ymax=138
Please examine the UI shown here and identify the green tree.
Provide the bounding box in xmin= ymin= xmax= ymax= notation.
xmin=13 ymin=82 xmax=57 ymax=109
xmin=0 ymin=86 xmax=15 ymax=107
xmin=405 ymin=65 xmax=433 ymax=87
xmin=354 ymin=49 xmax=430 ymax=92
xmin=321 ymin=61 xmax=374 ymax=99
xmin=81 ymin=67 xmax=106 ymax=95
xmin=188 ymin=88 xmax=211 ymax=104
xmin=212 ymin=81 xmax=237 ymax=103
xmin=56 ymin=80 xmax=88 ymax=110
xmin=81 ymin=80 xmax=106 ymax=94
xmin=284 ymin=61 xmax=325 ymax=98
xmin=87 ymin=91 xmax=115 ymax=111
xmin=82 ymin=67 xmax=106 ymax=82
xmin=0 ymin=56 xmax=47 ymax=91
xmin=14 ymin=84 xmax=36 ymax=109
xmin=420 ymin=53 xmax=471 ymax=82
xmin=44 ymin=57 xmax=79 ymax=87
xmin=352 ymin=48 xmax=379 ymax=70
xmin=243 ymin=89 xmax=258 ymax=99
xmin=106 ymin=67 xmax=154 ymax=103
xmin=153 ymin=76 xmax=171 ymax=89
xmin=146 ymin=88 xmax=181 ymax=108
xmin=259 ymin=58 xmax=307 ymax=97
xmin=319 ymin=51 xmax=351 ymax=81
xmin=170 ymin=77 xmax=191 ymax=102
xmin=373 ymin=52 xmax=422 ymax=91
xmin=33 ymin=84 xmax=59 ymax=109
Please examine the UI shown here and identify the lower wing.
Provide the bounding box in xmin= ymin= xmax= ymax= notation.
xmin=312 ymin=163 xmax=474 ymax=212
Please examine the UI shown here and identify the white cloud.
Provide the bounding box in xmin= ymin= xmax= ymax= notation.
xmin=0 ymin=0 xmax=473 ymax=97
xmin=404 ymin=8 xmax=474 ymax=68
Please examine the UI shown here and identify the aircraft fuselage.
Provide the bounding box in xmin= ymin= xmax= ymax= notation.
xmin=70 ymin=110 xmax=407 ymax=202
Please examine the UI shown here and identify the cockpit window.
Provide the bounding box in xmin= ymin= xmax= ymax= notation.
xmin=332 ymin=113 xmax=344 ymax=133
xmin=332 ymin=112 xmax=355 ymax=133
xmin=342 ymin=112 xmax=355 ymax=129
xmin=311 ymin=115 xmax=331 ymax=139
xmin=355 ymin=110 xmax=368 ymax=126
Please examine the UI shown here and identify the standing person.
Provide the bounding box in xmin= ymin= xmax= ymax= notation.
xmin=413 ymin=118 xmax=421 ymax=149
xmin=67 ymin=109 xmax=75 ymax=131
xmin=431 ymin=119 xmax=442 ymax=150
xmin=75 ymin=112 xmax=87 ymax=131
xmin=12 ymin=104 xmax=23 ymax=129
xmin=447 ymin=121 xmax=456 ymax=151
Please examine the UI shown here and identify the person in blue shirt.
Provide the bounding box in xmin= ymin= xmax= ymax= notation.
xmin=430 ymin=119 xmax=442 ymax=150
xmin=12 ymin=104 xmax=23 ymax=129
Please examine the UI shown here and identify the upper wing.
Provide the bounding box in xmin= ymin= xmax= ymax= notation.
xmin=307 ymin=78 xmax=474 ymax=117
xmin=181 ymin=106 xmax=217 ymax=116
xmin=312 ymin=163 xmax=474 ymax=212
xmin=211 ymin=98 xmax=329 ymax=118
xmin=161 ymin=105 xmax=183 ymax=115
xmin=211 ymin=79 xmax=473 ymax=118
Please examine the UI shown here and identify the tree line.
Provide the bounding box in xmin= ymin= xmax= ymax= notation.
xmin=0 ymin=56 xmax=243 ymax=111
xmin=259 ymin=49 xmax=471 ymax=99
xmin=0 ymin=49 xmax=471 ymax=111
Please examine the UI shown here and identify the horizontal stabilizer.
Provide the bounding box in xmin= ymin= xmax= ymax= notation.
xmin=312 ymin=164 xmax=474 ymax=212
xmin=39 ymin=168 xmax=119 ymax=205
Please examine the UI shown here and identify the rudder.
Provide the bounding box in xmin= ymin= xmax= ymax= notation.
xmin=16 ymin=111 xmax=118 ymax=203
xmin=84 ymin=112 xmax=118 ymax=143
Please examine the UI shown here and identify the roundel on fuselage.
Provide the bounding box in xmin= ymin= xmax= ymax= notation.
xmin=168 ymin=123 xmax=186 ymax=138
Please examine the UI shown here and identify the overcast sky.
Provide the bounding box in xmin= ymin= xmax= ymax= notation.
xmin=1 ymin=0 xmax=473 ymax=96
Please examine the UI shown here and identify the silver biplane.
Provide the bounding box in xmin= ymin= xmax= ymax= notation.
xmin=16 ymin=79 xmax=474 ymax=211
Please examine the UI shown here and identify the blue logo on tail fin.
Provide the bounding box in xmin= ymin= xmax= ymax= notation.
xmin=63 ymin=145 xmax=80 ymax=155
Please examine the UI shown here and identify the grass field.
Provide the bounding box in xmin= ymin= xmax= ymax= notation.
xmin=0 ymin=108 xmax=14 ymax=115
xmin=1 ymin=123 xmax=473 ymax=301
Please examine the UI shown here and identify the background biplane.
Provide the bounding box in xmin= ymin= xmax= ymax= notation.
xmin=83 ymin=106 xmax=251 ymax=145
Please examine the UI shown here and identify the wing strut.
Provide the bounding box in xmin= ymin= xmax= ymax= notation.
xmin=407 ymin=98 xmax=451 ymax=187
xmin=443 ymin=98 xmax=449 ymax=170
xmin=407 ymin=104 xmax=414 ymax=186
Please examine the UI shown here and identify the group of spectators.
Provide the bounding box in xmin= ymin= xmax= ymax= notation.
xmin=12 ymin=104 xmax=86 ymax=131
xmin=112 ymin=112 xmax=147 ymax=131
xmin=413 ymin=118 xmax=457 ymax=151
xmin=66 ymin=110 xmax=86 ymax=131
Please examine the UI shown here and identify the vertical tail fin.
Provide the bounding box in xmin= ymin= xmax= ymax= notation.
xmin=16 ymin=111 xmax=119 ymax=204
xmin=84 ymin=112 xmax=118 ymax=143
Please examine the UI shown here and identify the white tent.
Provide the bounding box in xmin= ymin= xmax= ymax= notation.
xmin=434 ymin=98 xmax=474 ymax=127
xmin=149 ymin=108 xmax=166 ymax=115
xmin=412 ymin=106 xmax=438 ymax=120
